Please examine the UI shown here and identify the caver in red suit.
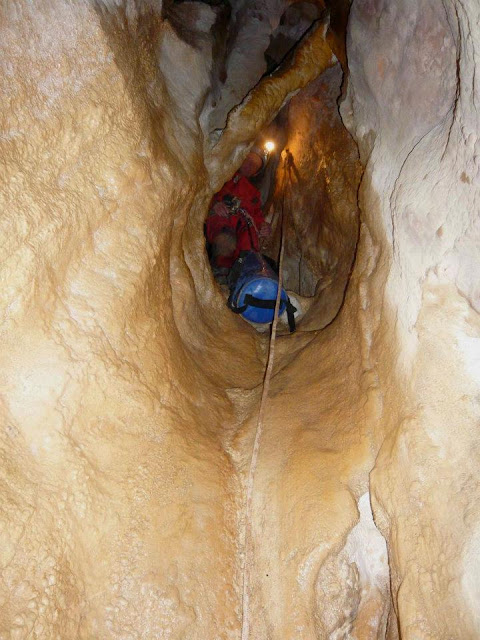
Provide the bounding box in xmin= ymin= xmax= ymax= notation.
xmin=205 ymin=150 xmax=270 ymax=269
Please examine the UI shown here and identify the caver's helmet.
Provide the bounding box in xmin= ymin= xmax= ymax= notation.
xmin=250 ymin=146 xmax=269 ymax=171
xmin=240 ymin=147 xmax=267 ymax=177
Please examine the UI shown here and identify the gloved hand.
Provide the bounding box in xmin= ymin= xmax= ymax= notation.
xmin=212 ymin=201 xmax=230 ymax=217
xmin=259 ymin=221 xmax=272 ymax=238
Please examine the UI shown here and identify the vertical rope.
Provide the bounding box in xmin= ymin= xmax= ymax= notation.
xmin=240 ymin=153 xmax=291 ymax=640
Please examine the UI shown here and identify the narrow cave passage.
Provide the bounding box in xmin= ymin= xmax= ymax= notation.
xmin=200 ymin=17 xmax=371 ymax=633
xmin=202 ymin=0 xmax=360 ymax=336
xmin=1 ymin=1 xmax=480 ymax=639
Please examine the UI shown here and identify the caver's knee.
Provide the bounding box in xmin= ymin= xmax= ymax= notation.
xmin=211 ymin=228 xmax=237 ymax=259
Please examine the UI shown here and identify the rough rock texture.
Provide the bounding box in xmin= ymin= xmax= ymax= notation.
xmin=234 ymin=291 xmax=391 ymax=638
xmin=0 ymin=2 xmax=259 ymax=637
xmin=263 ymin=62 xmax=361 ymax=330
xmin=202 ymin=0 xmax=288 ymax=135
xmin=1 ymin=0 xmax=479 ymax=638
xmin=264 ymin=2 xmax=322 ymax=72
xmin=342 ymin=0 xmax=480 ymax=637
xmin=0 ymin=2 xmax=338 ymax=637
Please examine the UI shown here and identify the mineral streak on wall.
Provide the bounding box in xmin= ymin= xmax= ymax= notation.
xmin=1 ymin=1 xmax=480 ymax=639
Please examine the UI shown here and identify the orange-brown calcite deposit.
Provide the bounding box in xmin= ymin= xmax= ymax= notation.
xmin=263 ymin=62 xmax=362 ymax=330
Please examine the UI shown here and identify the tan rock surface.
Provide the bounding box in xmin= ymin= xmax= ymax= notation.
xmin=1 ymin=0 xmax=479 ymax=638
xmin=344 ymin=0 xmax=480 ymax=637
xmin=0 ymin=2 xmax=259 ymax=637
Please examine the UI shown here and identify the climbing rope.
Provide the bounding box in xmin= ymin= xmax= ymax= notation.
xmin=240 ymin=151 xmax=293 ymax=640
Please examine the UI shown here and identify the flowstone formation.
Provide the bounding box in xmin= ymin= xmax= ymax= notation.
xmin=1 ymin=0 xmax=479 ymax=639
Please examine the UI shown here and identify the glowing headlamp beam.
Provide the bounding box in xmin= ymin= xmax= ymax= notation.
xmin=264 ymin=141 xmax=275 ymax=153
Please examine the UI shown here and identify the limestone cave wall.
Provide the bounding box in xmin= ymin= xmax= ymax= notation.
xmin=0 ymin=1 xmax=479 ymax=639
xmin=343 ymin=1 xmax=480 ymax=636
xmin=0 ymin=3 xmax=261 ymax=636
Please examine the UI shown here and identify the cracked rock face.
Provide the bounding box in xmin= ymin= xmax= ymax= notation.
xmin=1 ymin=0 xmax=480 ymax=638
xmin=344 ymin=0 xmax=480 ymax=637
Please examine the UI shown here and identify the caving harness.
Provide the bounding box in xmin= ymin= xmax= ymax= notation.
xmin=220 ymin=188 xmax=296 ymax=332
xmin=221 ymin=193 xmax=260 ymax=252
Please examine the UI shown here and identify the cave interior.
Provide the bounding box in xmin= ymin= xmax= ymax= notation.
xmin=1 ymin=0 xmax=480 ymax=638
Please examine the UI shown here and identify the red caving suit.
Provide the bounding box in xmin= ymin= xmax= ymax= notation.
xmin=205 ymin=172 xmax=265 ymax=268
